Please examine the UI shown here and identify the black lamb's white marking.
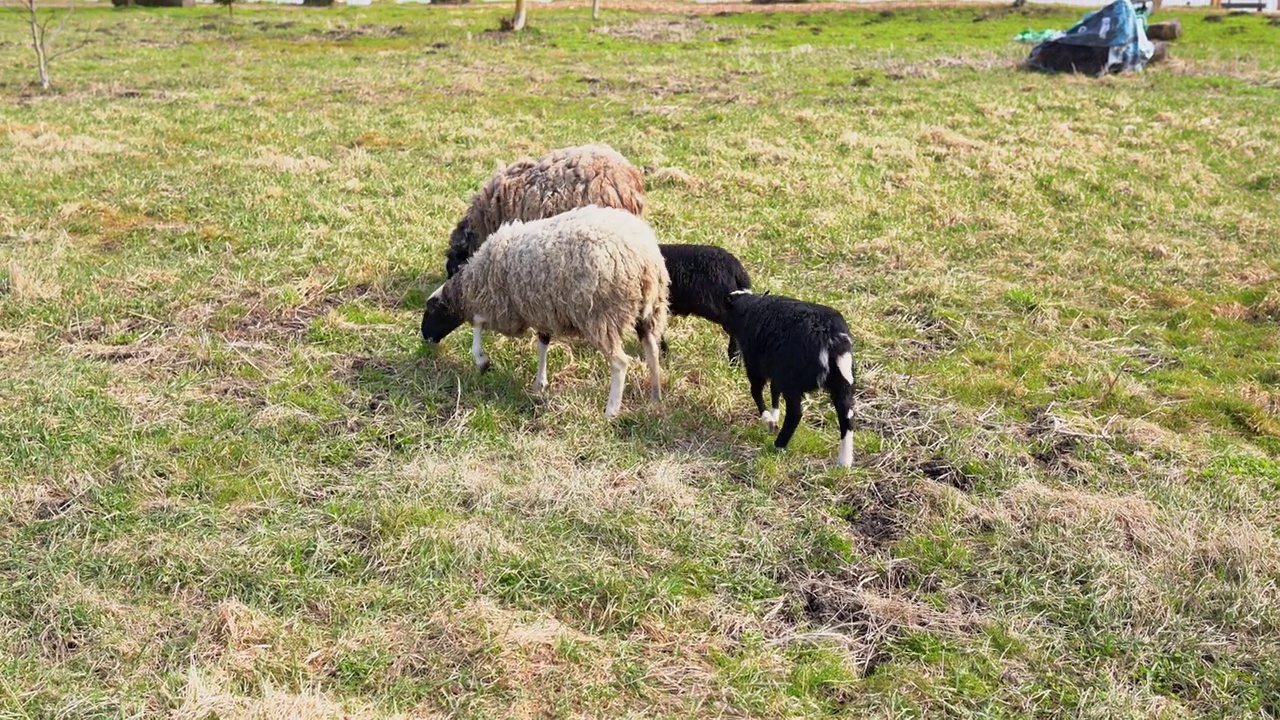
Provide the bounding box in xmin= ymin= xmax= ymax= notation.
xmin=724 ymin=290 xmax=856 ymax=467
xmin=658 ymin=243 xmax=753 ymax=361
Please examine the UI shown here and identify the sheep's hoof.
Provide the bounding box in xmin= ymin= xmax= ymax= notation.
xmin=531 ymin=378 xmax=546 ymax=393
xmin=477 ymin=360 xmax=491 ymax=374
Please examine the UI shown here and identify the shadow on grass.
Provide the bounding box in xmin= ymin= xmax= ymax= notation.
xmin=342 ymin=336 xmax=765 ymax=466
xmin=344 ymin=345 xmax=545 ymax=427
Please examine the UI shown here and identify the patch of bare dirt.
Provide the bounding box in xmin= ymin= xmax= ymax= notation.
xmin=918 ymin=455 xmax=975 ymax=491
xmin=839 ymin=479 xmax=916 ymax=549
xmin=250 ymin=20 xmax=299 ymax=31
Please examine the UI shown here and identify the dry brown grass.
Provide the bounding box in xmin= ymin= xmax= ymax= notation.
xmin=174 ymin=668 xmax=397 ymax=720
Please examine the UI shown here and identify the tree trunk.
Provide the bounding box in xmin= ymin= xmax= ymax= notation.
xmin=511 ymin=0 xmax=527 ymax=31
xmin=591 ymin=0 xmax=600 ymax=20
xmin=24 ymin=0 xmax=50 ymax=90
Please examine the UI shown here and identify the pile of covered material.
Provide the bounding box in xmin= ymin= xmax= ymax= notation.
xmin=1024 ymin=0 xmax=1156 ymax=76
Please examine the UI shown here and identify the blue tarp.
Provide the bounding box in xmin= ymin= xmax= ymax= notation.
xmin=1025 ymin=0 xmax=1156 ymax=76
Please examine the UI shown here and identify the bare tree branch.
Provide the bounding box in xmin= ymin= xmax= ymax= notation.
xmin=47 ymin=38 xmax=88 ymax=60
xmin=47 ymin=0 xmax=72 ymax=45
xmin=37 ymin=9 xmax=54 ymax=42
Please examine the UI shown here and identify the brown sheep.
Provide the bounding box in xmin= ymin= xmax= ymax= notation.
xmin=444 ymin=144 xmax=647 ymax=278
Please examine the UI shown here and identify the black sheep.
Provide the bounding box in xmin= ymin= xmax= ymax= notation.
xmin=724 ymin=291 xmax=856 ymax=467
xmin=658 ymin=244 xmax=752 ymax=361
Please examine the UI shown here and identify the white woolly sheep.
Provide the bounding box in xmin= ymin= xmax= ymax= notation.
xmin=422 ymin=205 xmax=669 ymax=418
xmin=724 ymin=291 xmax=857 ymax=468
xmin=444 ymin=144 xmax=647 ymax=278
xmin=658 ymin=243 xmax=753 ymax=362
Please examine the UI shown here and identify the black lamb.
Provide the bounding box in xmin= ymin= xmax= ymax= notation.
xmin=658 ymin=243 xmax=753 ymax=361
xmin=724 ymin=290 xmax=856 ymax=468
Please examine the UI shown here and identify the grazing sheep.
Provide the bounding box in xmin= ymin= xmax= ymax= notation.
xmin=422 ymin=206 xmax=669 ymax=418
xmin=444 ymin=144 xmax=647 ymax=278
xmin=658 ymin=243 xmax=753 ymax=362
xmin=724 ymin=291 xmax=856 ymax=468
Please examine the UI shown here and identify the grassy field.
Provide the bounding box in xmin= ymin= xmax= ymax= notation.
xmin=2 ymin=2 xmax=1280 ymax=717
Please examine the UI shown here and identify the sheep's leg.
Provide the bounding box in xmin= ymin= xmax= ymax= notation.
xmin=471 ymin=318 xmax=490 ymax=373
xmin=774 ymin=392 xmax=804 ymax=450
xmin=829 ymin=349 xmax=856 ymax=468
xmin=726 ymin=334 xmax=741 ymax=364
xmin=532 ymin=333 xmax=551 ymax=393
xmin=640 ymin=331 xmax=662 ymax=402
xmin=605 ymin=351 xmax=630 ymax=418
xmin=831 ymin=385 xmax=855 ymax=468
xmin=634 ymin=316 xmax=662 ymax=401
xmin=749 ymin=372 xmax=771 ymax=431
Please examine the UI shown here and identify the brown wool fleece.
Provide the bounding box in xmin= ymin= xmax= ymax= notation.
xmin=458 ymin=144 xmax=647 ymax=256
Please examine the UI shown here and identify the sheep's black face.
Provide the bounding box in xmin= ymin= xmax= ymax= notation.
xmin=421 ymin=286 xmax=464 ymax=343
